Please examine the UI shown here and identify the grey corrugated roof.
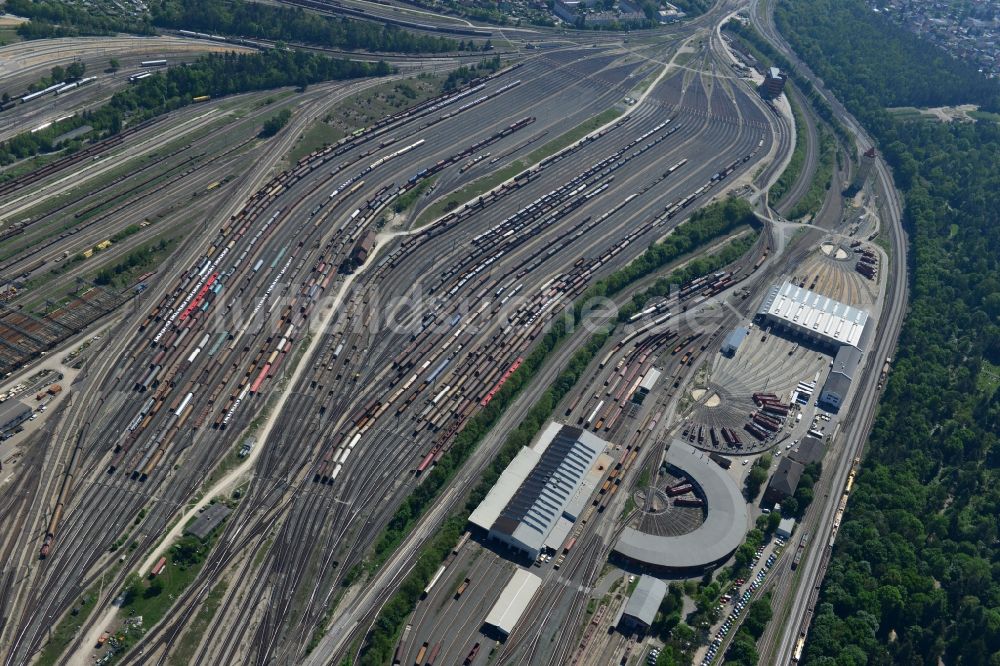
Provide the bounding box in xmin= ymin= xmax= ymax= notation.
xmin=469 ymin=446 xmax=540 ymax=532
xmin=186 ymin=503 xmax=231 ymax=539
xmin=498 ymin=426 xmax=604 ymax=555
xmin=471 ymin=423 xmax=606 ymax=557
xmin=722 ymin=327 xmax=749 ymax=352
xmin=638 ymin=368 xmax=661 ymax=392
xmin=622 ymin=575 xmax=667 ymax=626
xmin=758 ymin=282 xmax=869 ymax=349
xmin=0 ymin=400 xmax=31 ymax=428
xmin=613 ymin=440 xmax=748 ymax=569
xmin=819 ymin=372 xmax=852 ymax=402
xmin=830 ymin=345 xmax=863 ymax=381
xmin=485 ymin=568 xmax=542 ymax=636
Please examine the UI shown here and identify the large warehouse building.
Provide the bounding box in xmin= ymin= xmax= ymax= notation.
xmin=469 ymin=422 xmax=609 ymax=561
xmin=758 ymin=281 xmax=875 ymax=412
xmin=757 ymin=282 xmax=870 ymax=351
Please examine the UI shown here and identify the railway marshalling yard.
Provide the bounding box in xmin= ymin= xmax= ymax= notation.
xmin=0 ymin=7 xmax=903 ymax=666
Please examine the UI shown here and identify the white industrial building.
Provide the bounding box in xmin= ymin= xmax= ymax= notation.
xmin=759 ymin=282 xmax=875 ymax=413
xmin=469 ymin=422 xmax=609 ymax=561
xmin=757 ymin=282 xmax=870 ymax=351
xmin=632 ymin=367 xmax=661 ymax=404
xmin=776 ymin=517 xmax=796 ymax=540
xmin=484 ymin=568 xmax=542 ymax=639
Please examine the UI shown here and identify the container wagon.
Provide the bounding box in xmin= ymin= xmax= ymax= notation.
xmin=454 ymin=577 xmax=471 ymax=599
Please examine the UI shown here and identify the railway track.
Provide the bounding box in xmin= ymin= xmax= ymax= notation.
xmin=0 ymin=118 xmax=164 ymax=201
xmin=1 ymin=38 xmax=789 ymax=665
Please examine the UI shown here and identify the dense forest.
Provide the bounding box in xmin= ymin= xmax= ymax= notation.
xmin=150 ymin=0 xmax=460 ymax=53
xmin=771 ymin=0 xmax=1000 ymax=664
xmin=0 ymin=50 xmax=389 ymax=167
xmin=7 ymin=0 xmax=459 ymax=53
xmin=775 ymin=0 xmax=1000 ymax=116
xmin=111 ymin=50 xmax=388 ymax=112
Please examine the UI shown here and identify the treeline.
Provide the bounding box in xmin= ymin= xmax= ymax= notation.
xmin=111 ymin=51 xmax=388 ymax=112
xmin=442 ymin=55 xmax=502 ymax=91
xmin=385 ymin=0 xmax=552 ymax=27
xmin=259 ymin=108 xmax=292 ymax=138
xmin=582 ymin=197 xmax=759 ymax=307
xmin=0 ymin=50 xmax=389 ymax=167
xmin=94 ymin=238 xmax=173 ymax=287
xmin=669 ymin=0 xmax=712 ymax=17
xmin=727 ymin=594 xmax=773 ymax=665
xmin=769 ymin=94 xmax=805 ymax=204
xmin=619 ymin=231 xmax=756 ymax=323
xmin=649 ymin=585 xmax=696 ymax=665
xmin=785 ymin=127 xmax=836 ymax=220
xmin=771 ymin=0 xmax=1000 ymax=664
xmin=775 ymin=0 xmax=1000 ymax=115
xmin=15 ymin=62 xmax=87 ymax=96
xmin=744 ymin=452 xmax=771 ymax=499
xmin=745 ymin=453 xmax=820 ymax=522
xmin=9 ymin=0 xmax=463 ymax=52
xmin=150 ymin=0 xmax=459 ymax=53
xmin=8 ymin=0 xmax=154 ymax=37
xmin=724 ymin=20 xmax=850 ymax=146
xmin=0 ymin=113 xmax=98 ymax=166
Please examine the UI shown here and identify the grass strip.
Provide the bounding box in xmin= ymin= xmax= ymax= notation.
xmin=166 ymin=580 xmax=229 ymax=666
xmin=786 ymin=128 xmax=836 ymax=220
xmin=287 ymin=75 xmax=446 ymax=163
xmin=393 ymin=176 xmax=435 ymax=214
xmin=769 ymin=93 xmax=806 ymax=204
xmin=413 ymin=107 xmax=624 ymax=227
xmin=99 ymin=523 xmax=229 ymax=663
xmin=36 ymin=584 xmax=101 ymax=666
xmin=968 ymin=109 xmax=1000 ymax=123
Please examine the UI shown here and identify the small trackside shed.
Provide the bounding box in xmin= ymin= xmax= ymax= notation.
xmin=721 ymin=327 xmax=749 ymax=357
xmin=0 ymin=400 xmax=32 ymax=433
xmin=484 ymin=568 xmax=542 ymax=639
xmin=617 ymin=575 xmax=667 ymax=632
